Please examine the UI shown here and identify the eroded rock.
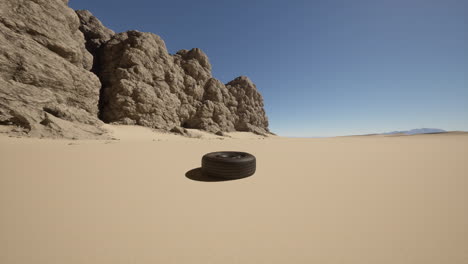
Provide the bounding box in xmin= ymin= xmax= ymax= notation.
xmin=96 ymin=30 xmax=270 ymax=135
xmin=0 ymin=2 xmax=270 ymax=139
xmin=0 ymin=0 xmax=106 ymax=138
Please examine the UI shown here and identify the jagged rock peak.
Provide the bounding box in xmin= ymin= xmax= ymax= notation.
xmin=75 ymin=9 xmax=115 ymax=55
xmin=176 ymin=48 xmax=212 ymax=71
xmin=227 ymin=75 xmax=255 ymax=87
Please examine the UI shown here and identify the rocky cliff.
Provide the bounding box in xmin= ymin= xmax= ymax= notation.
xmin=0 ymin=0 xmax=270 ymax=138
xmin=0 ymin=0 xmax=105 ymax=138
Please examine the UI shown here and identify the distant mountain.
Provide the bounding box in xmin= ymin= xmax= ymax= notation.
xmin=382 ymin=128 xmax=446 ymax=135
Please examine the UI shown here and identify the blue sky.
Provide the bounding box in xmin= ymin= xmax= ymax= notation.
xmin=70 ymin=0 xmax=468 ymax=137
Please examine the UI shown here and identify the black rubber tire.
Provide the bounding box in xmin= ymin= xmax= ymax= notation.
xmin=202 ymin=151 xmax=256 ymax=179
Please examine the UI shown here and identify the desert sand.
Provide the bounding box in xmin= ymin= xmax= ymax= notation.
xmin=1 ymin=126 xmax=467 ymax=264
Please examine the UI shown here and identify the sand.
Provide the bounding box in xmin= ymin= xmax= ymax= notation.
xmin=1 ymin=125 xmax=467 ymax=264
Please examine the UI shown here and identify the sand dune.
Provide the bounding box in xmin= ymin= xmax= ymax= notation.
xmin=1 ymin=126 xmax=467 ymax=264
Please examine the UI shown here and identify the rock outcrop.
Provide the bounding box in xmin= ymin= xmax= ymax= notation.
xmin=0 ymin=0 xmax=106 ymax=138
xmin=226 ymin=76 xmax=269 ymax=134
xmin=94 ymin=30 xmax=269 ymax=134
xmin=0 ymin=2 xmax=270 ymax=138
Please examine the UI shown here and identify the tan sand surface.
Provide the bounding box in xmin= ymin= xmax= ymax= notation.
xmin=1 ymin=126 xmax=467 ymax=264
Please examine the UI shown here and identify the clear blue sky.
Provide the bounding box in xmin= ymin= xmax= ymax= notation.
xmin=70 ymin=0 xmax=468 ymax=137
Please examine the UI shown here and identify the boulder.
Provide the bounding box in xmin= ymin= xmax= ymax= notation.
xmin=170 ymin=126 xmax=188 ymax=135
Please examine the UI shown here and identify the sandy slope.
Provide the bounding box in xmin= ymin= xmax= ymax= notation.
xmin=1 ymin=126 xmax=467 ymax=264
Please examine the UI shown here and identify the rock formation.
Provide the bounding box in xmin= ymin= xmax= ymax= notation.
xmin=96 ymin=30 xmax=269 ymax=134
xmin=0 ymin=0 xmax=107 ymax=138
xmin=0 ymin=1 xmax=270 ymax=138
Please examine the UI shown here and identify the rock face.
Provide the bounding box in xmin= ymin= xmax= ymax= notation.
xmin=0 ymin=2 xmax=270 ymax=138
xmin=226 ymin=76 xmax=269 ymax=134
xmin=0 ymin=0 xmax=105 ymax=138
xmin=95 ymin=30 xmax=270 ymax=134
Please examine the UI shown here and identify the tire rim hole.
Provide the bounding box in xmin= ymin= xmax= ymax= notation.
xmin=217 ymin=153 xmax=244 ymax=159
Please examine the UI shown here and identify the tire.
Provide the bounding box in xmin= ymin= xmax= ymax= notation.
xmin=202 ymin=151 xmax=256 ymax=179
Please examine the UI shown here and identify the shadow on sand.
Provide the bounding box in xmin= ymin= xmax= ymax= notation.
xmin=185 ymin=168 xmax=251 ymax=182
